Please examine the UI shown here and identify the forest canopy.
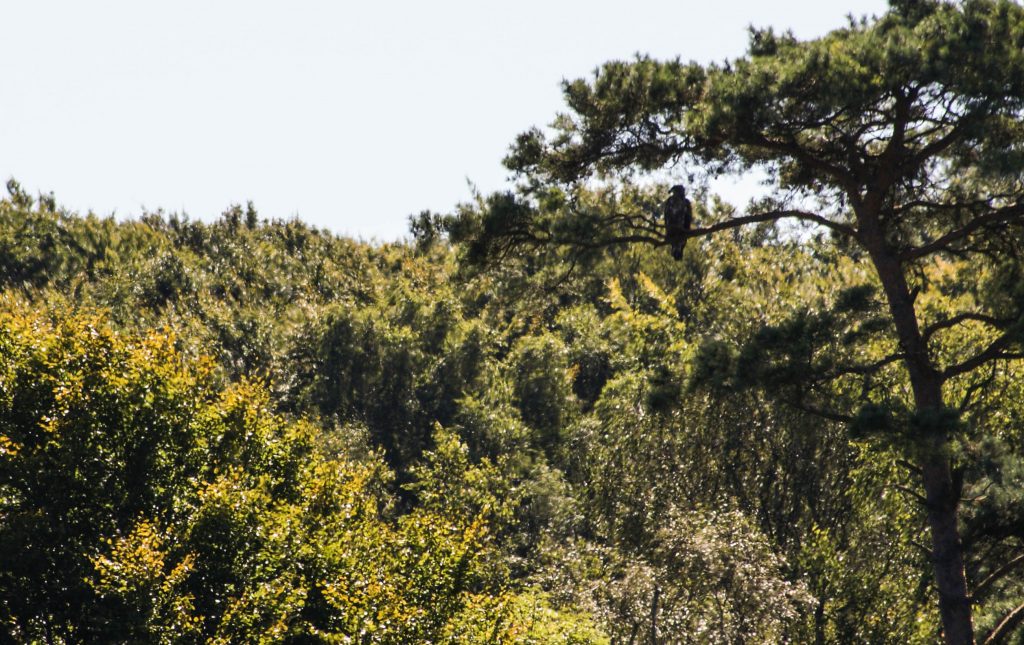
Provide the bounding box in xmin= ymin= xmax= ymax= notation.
xmin=3 ymin=0 xmax=1024 ymax=643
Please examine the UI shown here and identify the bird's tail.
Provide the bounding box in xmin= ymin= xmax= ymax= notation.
xmin=671 ymin=239 xmax=685 ymax=261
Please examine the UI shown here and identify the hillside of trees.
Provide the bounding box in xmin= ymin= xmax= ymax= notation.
xmin=3 ymin=1 xmax=1024 ymax=643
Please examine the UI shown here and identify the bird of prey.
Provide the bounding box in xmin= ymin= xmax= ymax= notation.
xmin=663 ymin=184 xmax=692 ymax=260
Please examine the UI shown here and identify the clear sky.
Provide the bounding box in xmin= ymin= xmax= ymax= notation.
xmin=2 ymin=1 xmax=889 ymax=241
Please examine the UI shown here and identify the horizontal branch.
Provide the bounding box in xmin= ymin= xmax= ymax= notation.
xmin=892 ymin=197 xmax=996 ymax=217
xmin=692 ymin=209 xmax=857 ymax=239
xmin=826 ymin=353 xmax=905 ymax=378
xmin=901 ymin=203 xmax=1024 ymax=261
xmin=536 ymin=208 xmax=857 ymax=254
xmin=922 ymin=312 xmax=1007 ymax=343
xmin=550 ymin=233 xmax=667 ymax=250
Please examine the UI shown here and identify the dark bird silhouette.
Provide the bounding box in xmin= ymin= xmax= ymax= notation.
xmin=663 ymin=184 xmax=692 ymax=260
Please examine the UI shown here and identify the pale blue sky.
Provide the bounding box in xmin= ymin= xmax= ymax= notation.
xmin=2 ymin=1 xmax=888 ymax=240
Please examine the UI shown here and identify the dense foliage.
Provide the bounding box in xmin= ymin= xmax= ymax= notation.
xmin=461 ymin=1 xmax=1024 ymax=642
xmin=3 ymin=175 xmax=993 ymax=643
xmin=2 ymin=2 xmax=1024 ymax=643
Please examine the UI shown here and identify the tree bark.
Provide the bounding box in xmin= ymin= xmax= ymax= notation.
xmin=920 ymin=443 xmax=975 ymax=645
xmin=860 ymin=219 xmax=975 ymax=645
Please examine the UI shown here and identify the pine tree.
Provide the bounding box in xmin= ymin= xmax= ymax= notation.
xmin=472 ymin=2 xmax=1024 ymax=641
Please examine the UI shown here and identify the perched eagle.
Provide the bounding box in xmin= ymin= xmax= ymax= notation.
xmin=663 ymin=184 xmax=692 ymax=260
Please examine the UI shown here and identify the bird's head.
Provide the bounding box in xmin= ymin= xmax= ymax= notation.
xmin=669 ymin=184 xmax=686 ymax=196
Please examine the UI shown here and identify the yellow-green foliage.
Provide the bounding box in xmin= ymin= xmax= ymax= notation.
xmin=0 ymin=305 xmax=492 ymax=643
xmin=6 ymin=129 xmax=1024 ymax=642
xmin=444 ymin=591 xmax=610 ymax=644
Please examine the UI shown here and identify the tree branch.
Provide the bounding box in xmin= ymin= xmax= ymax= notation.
xmin=983 ymin=600 xmax=1024 ymax=645
xmin=554 ymin=234 xmax=668 ymax=250
xmin=488 ymin=206 xmax=857 ymax=260
xmin=910 ymin=104 xmax=988 ymax=167
xmin=788 ymin=399 xmax=853 ymax=424
xmin=826 ymin=353 xmax=905 ymax=379
xmin=893 ymin=483 xmax=930 ymax=506
xmin=943 ymin=326 xmax=1024 ymax=380
xmin=901 ymin=203 xmax=1024 ymax=261
xmin=748 ymin=133 xmax=860 ymax=194
xmin=875 ymin=89 xmax=914 ymax=195
xmin=972 ymin=553 xmax=1024 ymax=602
xmin=897 ymin=459 xmax=923 ymax=476
xmin=893 ymin=197 xmax=998 ymax=217
xmin=958 ymin=363 xmax=999 ymax=414
xmin=923 ymin=313 xmax=1007 ymax=343
xmin=692 ymin=209 xmax=857 ymax=239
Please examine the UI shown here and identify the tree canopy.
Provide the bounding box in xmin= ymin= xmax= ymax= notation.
xmin=462 ymin=1 xmax=1024 ymax=642
xmin=3 ymin=1 xmax=1024 ymax=643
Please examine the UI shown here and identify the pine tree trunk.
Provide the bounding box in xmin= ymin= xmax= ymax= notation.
xmin=920 ymin=445 xmax=974 ymax=645
xmin=861 ymin=224 xmax=975 ymax=644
